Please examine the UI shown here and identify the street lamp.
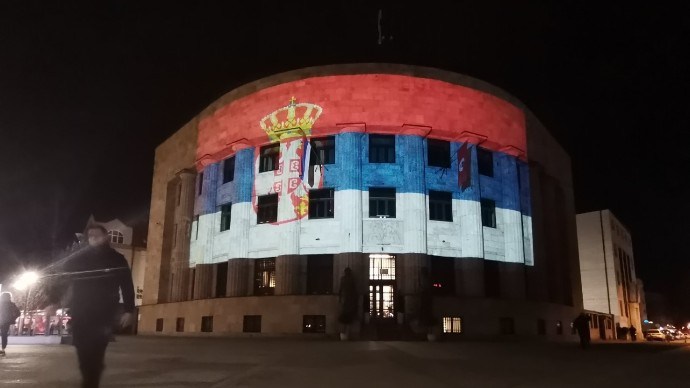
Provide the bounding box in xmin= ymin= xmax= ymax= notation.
xmin=13 ymin=271 xmax=39 ymax=335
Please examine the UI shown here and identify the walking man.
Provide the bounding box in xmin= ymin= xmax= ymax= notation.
xmin=0 ymin=292 xmax=21 ymax=356
xmin=47 ymin=224 xmax=135 ymax=388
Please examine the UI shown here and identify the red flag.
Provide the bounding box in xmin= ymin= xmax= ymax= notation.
xmin=458 ymin=142 xmax=471 ymax=191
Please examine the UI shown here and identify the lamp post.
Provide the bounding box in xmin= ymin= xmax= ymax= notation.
xmin=13 ymin=271 xmax=39 ymax=336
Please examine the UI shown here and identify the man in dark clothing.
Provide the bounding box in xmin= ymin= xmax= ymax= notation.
xmin=0 ymin=292 xmax=21 ymax=355
xmin=47 ymin=224 xmax=135 ymax=388
xmin=573 ymin=313 xmax=591 ymax=349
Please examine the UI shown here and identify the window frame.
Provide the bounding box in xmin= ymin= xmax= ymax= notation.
xmin=254 ymin=258 xmax=276 ymax=296
xmin=310 ymin=136 xmax=336 ymax=165
xmin=222 ymin=156 xmax=235 ymax=184
xmin=429 ymin=190 xmax=453 ymax=222
xmin=220 ymin=203 xmax=232 ymax=232
xmin=259 ymin=143 xmax=280 ymax=173
xmin=427 ymin=139 xmax=451 ymax=168
xmin=477 ymin=147 xmax=494 ymax=177
xmin=308 ymin=188 xmax=335 ymax=219
xmin=368 ymin=134 xmax=396 ymax=163
xmin=369 ymin=187 xmax=396 ymax=218
xmin=480 ymin=198 xmax=497 ymax=228
xmin=257 ymin=194 xmax=278 ymax=224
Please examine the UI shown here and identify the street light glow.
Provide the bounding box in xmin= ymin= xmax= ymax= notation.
xmin=13 ymin=271 xmax=39 ymax=290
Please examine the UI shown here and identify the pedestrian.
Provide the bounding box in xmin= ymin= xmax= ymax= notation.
xmin=0 ymin=292 xmax=21 ymax=356
xmin=46 ymin=224 xmax=135 ymax=388
xmin=573 ymin=312 xmax=591 ymax=349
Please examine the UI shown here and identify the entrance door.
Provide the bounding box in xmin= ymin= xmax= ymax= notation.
xmin=368 ymin=254 xmax=398 ymax=339
xmin=598 ymin=316 xmax=606 ymax=340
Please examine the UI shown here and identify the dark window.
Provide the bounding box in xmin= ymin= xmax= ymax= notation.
xmin=257 ymin=194 xmax=278 ymax=224
xmin=198 ymin=172 xmax=204 ymax=195
xmin=259 ymin=144 xmax=280 ymax=172
xmin=500 ymin=317 xmax=515 ymax=335
xmin=430 ymin=256 xmax=455 ymax=296
xmin=254 ymin=258 xmax=276 ymax=296
xmin=478 ymin=147 xmax=493 ymax=177
xmin=220 ymin=204 xmax=232 ymax=231
xmin=428 ymin=139 xmax=451 ymax=168
xmin=223 ymin=156 xmax=235 ymax=183
xmin=201 ymin=316 xmax=213 ymax=332
xmin=155 ymin=318 xmax=164 ymax=332
xmin=215 ymin=262 xmax=228 ymax=298
xmin=537 ymin=319 xmax=546 ymax=335
xmin=369 ymin=188 xmax=396 ymax=218
xmin=303 ymin=315 xmax=326 ymax=333
xmin=243 ymin=315 xmax=262 ymax=333
xmin=556 ymin=320 xmax=563 ymax=335
xmin=309 ymin=188 xmax=334 ymax=219
xmin=484 ymin=260 xmax=500 ymax=298
xmin=369 ymin=134 xmax=395 ymax=163
xmin=194 ymin=215 xmax=199 ymax=240
xmin=429 ymin=190 xmax=453 ymax=222
xmin=481 ymin=198 xmax=496 ymax=228
xmin=307 ymin=255 xmax=333 ymax=294
xmin=310 ymin=136 xmax=336 ymax=165
xmin=442 ymin=317 xmax=462 ymax=333
xmin=176 ymin=318 xmax=185 ymax=332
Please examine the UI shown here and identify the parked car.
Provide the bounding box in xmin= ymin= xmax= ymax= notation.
xmin=646 ymin=329 xmax=671 ymax=341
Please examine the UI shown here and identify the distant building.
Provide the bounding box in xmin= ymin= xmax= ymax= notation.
xmin=80 ymin=216 xmax=146 ymax=306
xmin=576 ymin=210 xmax=643 ymax=337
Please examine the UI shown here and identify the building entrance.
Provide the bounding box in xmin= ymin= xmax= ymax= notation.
xmin=368 ymin=254 xmax=398 ymax=339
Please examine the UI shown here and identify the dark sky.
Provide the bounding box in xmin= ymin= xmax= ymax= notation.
xmin=1 ymin=2 xmax=688 ymax=314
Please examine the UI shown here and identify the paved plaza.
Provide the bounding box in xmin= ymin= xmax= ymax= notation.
xmin=1 ymin=336 xmax=689 ymax=387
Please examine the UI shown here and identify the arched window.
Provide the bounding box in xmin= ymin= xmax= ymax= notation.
xmin=108 ymin=230 xmax=124 ymax=244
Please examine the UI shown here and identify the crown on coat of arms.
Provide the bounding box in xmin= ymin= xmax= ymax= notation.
xmin=259 ymin=97 xmax=323 ymax=141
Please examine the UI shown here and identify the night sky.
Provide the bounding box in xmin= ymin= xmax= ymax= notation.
xmin=1 ymin=2 xmax=688 ymax=317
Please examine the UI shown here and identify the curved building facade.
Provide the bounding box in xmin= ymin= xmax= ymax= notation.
xmin=140 ymin=64 xmax=582 ymax=339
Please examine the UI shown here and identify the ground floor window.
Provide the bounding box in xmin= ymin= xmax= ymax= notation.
xmin=243 ymin=315 xmax=262 ymax=333
xmin=303 ymin=315 xmax=326 ymax=333
xmin=254 ymin=258 xmax=276 ymax=295
xmin=500 ymin=317 xmax=515 ymax=335
xmin=556 ymin=320 xmax=563 ymax=335
xmin=155 ymin=318 xmax=164 ymax=332
xmin=443 ymin=317 xmax=462 ymax=333
xmin=537 ymin=319 xmax=546 ymax=335
xmin=201 ymin=316 xmax=213 ymax=332
xmin=176 ymin=318 xmax=185 ymax=332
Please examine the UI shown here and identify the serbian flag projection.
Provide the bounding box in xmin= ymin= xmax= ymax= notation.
xmin=300 ymin=139 xmax=313 ymax=186
xmin=458 ymin=142 xmax=471 ymax=191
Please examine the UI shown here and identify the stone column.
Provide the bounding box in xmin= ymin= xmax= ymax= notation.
xmin=337 ymin=131 xmax=363 ymax=253
xmin=458 ymin=145 xmax=483 ymax=258
xmin=226 ymin=258 xmax=249 ymax=297
xmin=398 ymin=253 xmax=429 ymax=316
xmin=401 ymin=136 xmax=427 ymax=253
xmin=170 ymin=170 xmax=196 ymax=302
xmin=193 ymin=263 xmax=214 ymax=300
xmin=499 ymin=262 xmax=526 ymax=300
xmin=456 ymin=258 xmax=484 ymax=297
xmin=275 ymin=255 xmax=305 ymax=295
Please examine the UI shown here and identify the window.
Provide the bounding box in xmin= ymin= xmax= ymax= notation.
xmin=484 ymin=260 xmax=500 ymax=298
xmin=198 ymin=172 xmax=204 ymax=195
xmin=369 ymin=188 xmax=396 ymax=218
xmin=254 ymin=258 xmax=276 ymax=296
xmin=480 ymin=198 xmax=496 ymax=228
xmin=443 ymin=317 xmax=462 ymax=334
xmin=243 ymin=315 xmax=262 ymax=333
xmin=477 ymin=147 xmax=493 ymax=177
xmin=108 ymin=230 xmax=124 ymax=244
xmin=537 ymin=319 xmax=546 ymax=335
xmin=428 ymin=139 xmax=450 ymax=168
xmin=223 ymin=156 xmax=235 ymax=183
xmin=155 ymin=318 xmax=164 ymax=332
xmin=500 ymin=317 xmax=515 ymax=335
xmin=303 ymin=315 xmax=326 ymax=333
xmin=307 ymin=255 xmax=333 ymax=294
xmin=430 ymin=256 xmax=455 ymax=296
xmin=194 ymin=215 xmax=199 ymax=240
xmin=220 ymin=204 xmax=232 ymax=231
xmin=429 ymin=190 xmax=453 ymax=222
xmin=201 ymin=316 xmax=213 ymax=332
xmin=176 ymin=318 xmax=185 ymax=332
xmin=215 ymin=262 xmax=228 ymax=298
xmin=556 ymin=320 xmax=563 ymax=335
xmin=257 ymin=194 xmax=278 ymax=224
xmin=309 ymin=188 xmax=334 ymax=219
xmin=259 ymin=144 xmax=280 ymax=172
xmin=310 ymin=136 xmax=335 ymax=165
xmin=369 ymin=134 xmax=395 ymax=163
xmin=592 ymin=315 xmax=599 ymax=329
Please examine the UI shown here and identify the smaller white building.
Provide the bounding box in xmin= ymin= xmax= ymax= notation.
xmin=576 ymin=210 xmax=643 ymax=337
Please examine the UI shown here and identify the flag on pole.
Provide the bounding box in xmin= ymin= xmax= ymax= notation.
xmin=458 ymin=142 xmax=471 ymax=191
xmin=300 ymin=138 xmax=312 ymax=185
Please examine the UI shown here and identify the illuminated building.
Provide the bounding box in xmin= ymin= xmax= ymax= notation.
xmin=139 ymin=64 xmax=582 ymax=338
